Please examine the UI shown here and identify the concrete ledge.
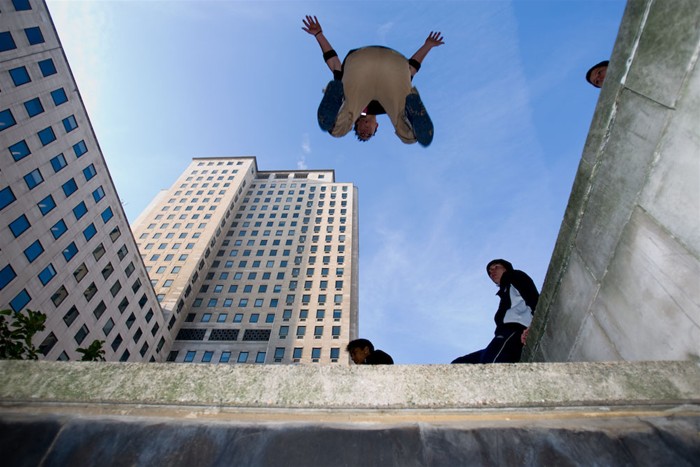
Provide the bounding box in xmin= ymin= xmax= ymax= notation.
xmin=1 ymin=361 xmax=699 ymax=411
xmin=2 ymin=362 xmax=699 ymax=465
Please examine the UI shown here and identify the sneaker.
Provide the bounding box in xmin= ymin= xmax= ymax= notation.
xmin=405 ymin=92 xmax=434 ymax=147
xmin=317 ymin=80 xmax=344 ymax=133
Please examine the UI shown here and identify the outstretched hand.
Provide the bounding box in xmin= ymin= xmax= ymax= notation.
xmin=425 ymin=31 xmax=445 ymax=48
xmin=302 ymin=15 xmax=322 ymax=36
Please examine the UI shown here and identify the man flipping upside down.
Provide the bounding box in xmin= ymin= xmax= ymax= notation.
xmin=302 ymin=15 xmax=444 ymax=147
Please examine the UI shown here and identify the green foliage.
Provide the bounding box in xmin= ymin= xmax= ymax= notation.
xmin=0 ymin=309 xmax=47 ymax=360
xmin=77 ymin=339 xmax=106 ymax=361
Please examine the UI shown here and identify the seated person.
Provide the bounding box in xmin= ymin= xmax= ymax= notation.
xmin=302 ymin=15 xmax=444 ymax=147
xmin=347 ymin=338 xmax=394 ymax=365
xmin=452 ymin=259 xmax=539 ymax=364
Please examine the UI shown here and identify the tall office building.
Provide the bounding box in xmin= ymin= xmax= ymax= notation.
xmin=131 ymin=158 xmax=359 ymax=365
xmin=0 ymin=0 xmax=169 ymax=361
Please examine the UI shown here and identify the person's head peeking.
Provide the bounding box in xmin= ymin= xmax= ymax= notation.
xmin=586 ymin=60 xmax=609 ymax=88
xmin=486 ymin=259 xmax=513 ymax=286
xmin=346 ymin=338 xmax=374 ymax=363
xmin=354 ymin=114 xmax=379 ymax=141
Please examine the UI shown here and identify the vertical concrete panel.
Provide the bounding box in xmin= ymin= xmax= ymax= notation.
xmin=592 ymin=209 xmax=700 ymax=360
xmin=532 ymin=251 xmax=598 ymax=362
xmin=567 ymin=313 xmax=622 ymax=362
xmin=575 ymin=89 xmax=668 ymax=279
xmin=624 ymin=0 xmax=700 ymax=108
xmin=640 ymin=62 xmax=700 ymax=257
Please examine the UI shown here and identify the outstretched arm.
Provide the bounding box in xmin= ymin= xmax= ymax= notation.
xmin=409 ymin=31 xmax=445 ymax=77
xmin=302 ymin=15 xmax=342 ymax=73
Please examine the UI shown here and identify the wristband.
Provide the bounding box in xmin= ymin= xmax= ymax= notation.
xmin=314 ymin=31 xmax=323 ymax=37
xmin=323 ymin=49 xmax=338 ymax=61
xmin=408 ymin=58 xmax=421 ymax=71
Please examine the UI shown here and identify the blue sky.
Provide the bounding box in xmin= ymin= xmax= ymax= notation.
xmin=47 ymin=0 xmax=625 ymax=364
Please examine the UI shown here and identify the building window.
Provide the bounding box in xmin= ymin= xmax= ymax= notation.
xmin=73 ymin=140 xmax=88 ymax=157
xmin=24 ymin=27 xmax=45 ymax=45
xmin=62 ymin=115 xmax=78 ymax=133
xmin=237 ymin=352 xmax=249 ymax=363
xmin=101 ymin=207 xmax=114 ymax=223
xmin=50 ymin=153 xmax=67 ymax=172
xmin=37 ymin=194 xmax=55 ymax=215
xmin=311 ymin=348 xmax=321 ymax=361
xmin=0 ymin=265 xmax=18 ymax=291
xmin=184 ymin=351 xmax=196 ymax=362
xmin=9 ymin=66 xmax=31 ymax=86
xmin=24 ymin=240 xmax=44 ymax=262
xmin=24 ymin=168 xmax=44 ymax=189
xmin=62 ymin=242 xmax=78 ymax=261
xmin=38 ymin=58 xmax=57 ymax=77
xmin=220 ymin=351 xmax=231 ymax=363
xmin=274 ymin=347 xmax=285 ymax=362
xmin=255 ymin=352 xmax=266 ymax=363
xmin=51 ymin=88 xmax=68 ymax=106
xmin=83 ymin=223 xmax=97 ymax=241
xmin=24 ymin=97 xmax=44 ymax=117
xmin=38 ymin=264 xmax=57 ymax=286
xmin=9 ymin=214 xmax=30 ymax=238
xmin=202 ymin=351 xmax=213 ymax=363
xmin=0 ymin=31 xmax=17 ymax=52
xmin=10 ymin=289 xmax=31 ymax=312
xmin=93 ymin=186 xmax=105 ymax=203
xmin=73 ymin=201 xmax=88 ymax=220
xmin=9 ymin=140 xmax=31 ymax=162
xmin=83 ymin=164 xmax=96 ymax=181
xmin=38 ymin=126 xmax=56 ymax=146
xmin=62 ymin=178 xmax=78 ymax=197
xmin=50 ymin=219 xmax=68 ymax=239
xmin=0 ymin=186 xmax=17 ymax=211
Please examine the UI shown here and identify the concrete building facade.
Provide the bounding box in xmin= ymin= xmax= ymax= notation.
xmin=131 ymin=158 xmax=359 ymax=365
xmin=0 ymin=0 xmax=168 ymax=361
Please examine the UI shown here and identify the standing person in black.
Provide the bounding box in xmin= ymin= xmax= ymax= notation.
xmin=452 ymin=259 xmax=539 ymax=364
xmin=347 ymin=339 xmax=394 ymax=365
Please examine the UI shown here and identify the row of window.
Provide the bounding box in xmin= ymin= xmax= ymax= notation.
xmin=0 ymin=24 xmax=44 ymax=53
xmin=183 ymin=309 xmax=342 ymax=324
xmin=168 ymin=346 xmax=342 ymax=363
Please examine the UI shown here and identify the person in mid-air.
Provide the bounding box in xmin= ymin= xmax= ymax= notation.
xmin=302 ymin=15 xmax=444 ymax=147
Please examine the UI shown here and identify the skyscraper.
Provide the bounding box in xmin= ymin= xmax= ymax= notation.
xmin=131 ymin=158 xmax=359 ymax=365
xmin=1 ymin=0 xmax=168 ymax=361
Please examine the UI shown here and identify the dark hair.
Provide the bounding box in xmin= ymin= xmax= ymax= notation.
xmin=346 ymin=338 xmax=374 ymax=353
xmin=486 ymin=259 xmax=513 ymax=274
xmin=585 ymin=60 xmax=609 ymax=84
xmin=353 ymin=116 xmax=378 ymax=142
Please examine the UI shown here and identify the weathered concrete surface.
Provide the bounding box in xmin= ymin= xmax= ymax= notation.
xmin=1 ymin=361 xmax=699 ymax=466
xmin=524 ymin=0 xmax=700 ymax=362
xmin=1 ymin=361 xmax=700 ymax=409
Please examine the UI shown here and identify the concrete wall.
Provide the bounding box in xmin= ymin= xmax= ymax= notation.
xmin=525 ymin=0 xmax=700 ymax=362
xmin=1 ymin=361 xmax=699 ymax=466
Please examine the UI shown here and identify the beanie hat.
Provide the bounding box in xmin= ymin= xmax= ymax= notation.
xmin=486 ymin=259 xmax=513 ymax=274
xmin=586 ymin=60 xmax=609 ymax=84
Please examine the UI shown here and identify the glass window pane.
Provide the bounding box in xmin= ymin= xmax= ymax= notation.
xmin=10 ymin=289 xmax=31 ymax=312
xmin=0 ymin=32 xmax=17 ymax=52
xmin=23 ymin=97 xmax=44 ymax=117
xmin=24 ymin=240 xmax=44 ymax=262
xmin=0 ymin=109 xmax=17 ymax=132
xmin=9 ymin=66 xmax=31 ymax=86
xmin=38 ymin=58 xmax=57 ymax=77
xmin=51 ymin=88 xmax=68 ymax=106
xmin=38 ymin=126 xmax=56 ymax=145
xmin=9 ymin=140 xmax=31 ymax=161
xmin=24 ymin=27 xmax=44 ymax=45
xmin=23 ymin=168 xmax=44 ymax=189
xmin=50 ymin=219 xmax=67 ymax=239
xmin=50 ymin=153 xmax=67 ymax=172
xmin=9 ymin=214 xmax=30 ymax=237
xmin=37 ymin=194 xmax=55 ymax=215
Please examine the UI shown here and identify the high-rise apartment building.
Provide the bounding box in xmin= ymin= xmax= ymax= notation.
xmin=0 ymin=0 xmax=169 ymax=361
xmin=131 ymin=158 xmax=359 ymax=365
